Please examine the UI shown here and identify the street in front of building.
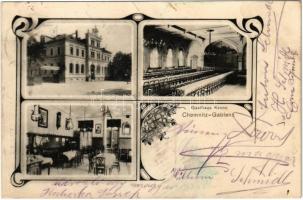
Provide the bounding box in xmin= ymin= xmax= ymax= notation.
xmin=27 ymin=80 xmax=131 ymax=96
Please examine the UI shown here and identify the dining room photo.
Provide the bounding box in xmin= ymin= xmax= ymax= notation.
xmin=21 ymin=102 xmax=136 ymax=179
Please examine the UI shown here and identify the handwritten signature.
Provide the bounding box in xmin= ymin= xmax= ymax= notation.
xmin=177 ymin=111 xmax=294 ymax=194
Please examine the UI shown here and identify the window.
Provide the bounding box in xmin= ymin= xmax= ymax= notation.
xmin=150 ymin=48 xmax=159 ymax=68
xmin=97 ymin=41 xmax=100 ymax=47
xmin=82 ymin=50 xmax=85 ymax=57
xmin=50 ymin=63 xmax=53 ymax=66
xmin=70 ymin=47 xmax=74 ymax=55
xmin=81 ymin=64 xmax=85 ymax=74
xmin=91 ymin=40 xmax=95 ymax=46
xmin=97 ymin=53 xmax=100 ymax=59
xmin=50 ymin=48 xmax=53 ymax=56
xmin=69 ymin=63 xmax=73 ymax=73
xmin=122 ymin=123 xmax=131 ymax=135
xmin=178 ymin=50 xmax=184 ymax=67
xmin=76 ymin=48 xmax=79 ymax=56
xmin=101 ymin=66 xmax=104 ymax=75
xmin=166 ymin=49 xmax=173 ymax=68
xmin=97 ymin=65 xmax=101 ymax=74
xmin=91 ymin=51 xmax=95 ymax=58
xmin=57 ymin=47 xmax=61 ymax=55
xmin=75 ymin=64 xmax=79 ymax=73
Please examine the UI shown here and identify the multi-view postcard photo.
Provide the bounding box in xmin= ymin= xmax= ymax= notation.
xmin=139 ymin=20 xmax=252 ymax=101
xmin=21 ymin=102 xmax=136 ymax=180
xmin=23 ymin=20 xmax=136 ymax=99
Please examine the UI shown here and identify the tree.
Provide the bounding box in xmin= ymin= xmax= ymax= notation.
xmin=27 ymin=36 xmax=45 ymax=61
xmin=107 ymin=52 xmax=131 ymax=81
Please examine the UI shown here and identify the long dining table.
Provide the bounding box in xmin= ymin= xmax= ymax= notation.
xmin=176 ymin=71 xmax=234 ymax=96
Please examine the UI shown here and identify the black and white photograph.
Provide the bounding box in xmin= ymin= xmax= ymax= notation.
xmin=140 ymin=21 xmax=250 ymax=99
xmin=22 ymin=102 xmax=135 ymax=179
xmin=25 ymin=21 xmax=136 ymax=98
xmin=3 ymin=1 xmax=301 ymax=198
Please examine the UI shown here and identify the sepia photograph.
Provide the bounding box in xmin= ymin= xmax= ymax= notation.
xmin=25 ymin=20 xmax=136 ymax=98
xmin=2 ymin=1 xmax=301 ymax=198
xmin=22 ymin=102 xmax=135 ymax=179
xmin=140 ymin=21 xmax=250 ymax=99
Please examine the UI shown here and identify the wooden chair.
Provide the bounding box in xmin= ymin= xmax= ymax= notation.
xmin=88 ymin=152 xmax=95 ymax=173
xmin=94 ymin=157 xmax=106 ymax=175
xmin=110 ymin=154 xmax=120 ymax=174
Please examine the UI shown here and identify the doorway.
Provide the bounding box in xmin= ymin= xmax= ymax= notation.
xmin=90 ymin=65 xmax=95 ymax=80
xmin=106 ymin=119 xmax=121 ymax=153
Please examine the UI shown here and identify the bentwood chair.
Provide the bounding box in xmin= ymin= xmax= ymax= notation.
xmin=94 ymin=157 xmax=106 ymax=175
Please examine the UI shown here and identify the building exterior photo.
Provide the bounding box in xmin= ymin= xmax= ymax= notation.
xmin=27 ymin=27 xmax=112 ymax=84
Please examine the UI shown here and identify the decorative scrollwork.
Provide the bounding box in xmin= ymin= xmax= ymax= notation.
xmin=124 ymin=13 xmax=152 ymax=22
xmin=132 ymin=13 xmax=144 ymax=22
xmin=231 ymin=16 xmax=264 ymax=40
xmin=10 ymin=166 xmax=29 ymax=187
xmin=12 ymin=15 xmax=45 ymax=39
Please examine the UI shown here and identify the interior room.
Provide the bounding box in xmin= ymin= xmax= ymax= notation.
xmin=25 ymin=104 xmax=133 ymax=177
xmin=143 ymin=24 xmax=248 ymax=97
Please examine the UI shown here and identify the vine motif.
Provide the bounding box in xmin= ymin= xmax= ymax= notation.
xmin=231 ymin=16 xmax=264 ymax=40
xmin=141 ymin=104 xmax=178 ymax=145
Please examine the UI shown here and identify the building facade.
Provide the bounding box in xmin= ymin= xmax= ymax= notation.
xmin=27 ymin=27 xmax=112 ymax=83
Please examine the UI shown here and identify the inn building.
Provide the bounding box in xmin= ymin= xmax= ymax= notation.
xmin=27 ymin=27 xmax=112 ymax=83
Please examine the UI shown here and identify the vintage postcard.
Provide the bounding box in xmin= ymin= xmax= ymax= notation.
xmin=1 ymin=1 xmax=301 ymax=198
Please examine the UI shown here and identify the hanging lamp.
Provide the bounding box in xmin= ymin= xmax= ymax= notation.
xmin=66 ymin=105 xmax=74 ymax=130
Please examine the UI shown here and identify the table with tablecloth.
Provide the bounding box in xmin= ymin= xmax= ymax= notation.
xmin=63 ymin=150 xmax=78 ymax=161
xmin=34 ymin=155 xmax=53 ymax=175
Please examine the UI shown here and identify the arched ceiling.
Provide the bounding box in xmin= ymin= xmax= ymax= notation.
xmin=154 ymin=24 xmax=246 ymax=50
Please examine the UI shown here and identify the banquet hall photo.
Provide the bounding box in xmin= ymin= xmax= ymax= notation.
xmin=142 ymin=23 xmax=249 ymax=99
xmin=23 ymin=103 xmax=135 ymax=179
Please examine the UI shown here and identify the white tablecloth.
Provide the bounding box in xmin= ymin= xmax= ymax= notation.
xmin=35 ymin=155 xmax=53 ymax=165
xmin=177 ymin=71 xmax=234 ymax=95
xmin=95 ymin=153 xmax=116 ymax=168
xmin=63 ymin=150 xmax=77 ymax=161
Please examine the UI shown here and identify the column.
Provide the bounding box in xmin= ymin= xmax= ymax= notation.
xmin=202 ymin=56 xmax=204 ymax=70
xmin=238 ymin=53 xmax=243 ymax=72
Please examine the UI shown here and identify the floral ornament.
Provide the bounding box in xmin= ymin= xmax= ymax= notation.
xmin=141 ymin=104 xmax=178 ymax=145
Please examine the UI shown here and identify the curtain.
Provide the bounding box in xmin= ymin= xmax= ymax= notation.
xmin=80 ymin=131 xmax=92 ymax=149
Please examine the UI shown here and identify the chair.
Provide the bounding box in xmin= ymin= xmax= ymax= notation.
xmin=74 ymin=151 xmax=82 ymax=167
xmin=94 ymin=157 xmax=106 ymax=175
xmin=110 ymin=154 xmax=120 ymax=174
xmin=88 ymin=152 xmax=95 ymax=173
xmin=119 ymin=149 xmax=130 ymax=162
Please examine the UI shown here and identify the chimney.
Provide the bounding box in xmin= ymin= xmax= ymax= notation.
xmin=75 ymin=30 xmax=78 ymax=39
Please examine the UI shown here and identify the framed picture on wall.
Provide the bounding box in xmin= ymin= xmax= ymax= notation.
xmin=122 ymin=122 xmax=131 ymax=136
xmin=95 ymin=124 xmax=102 ymax=134
xmin=38 ymin=107 xmax=48 ymax=128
